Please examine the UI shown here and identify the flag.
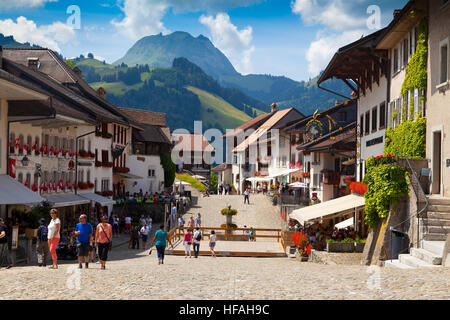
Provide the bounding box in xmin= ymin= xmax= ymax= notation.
xmin=44 ymin=144 xmax=48 ymax=155
xmin=66 ymin=180 xmax=71 ymax=189
xmin=49 ymin=146 xmax=55 ymax=156
xmin=14 ymin=137 xmax=20 ymax=150
xmin=58 ymin=149 xmax=63 ymax=157
xmin=24 ymin=142 xmax=30 ymax=153
xmin=53 ymin=180 xmax=57 ymax=191
xmin=9 ymin=159 xmax=16 ymax=178
xmin=31 ymin=140 xmax=38 ymax=152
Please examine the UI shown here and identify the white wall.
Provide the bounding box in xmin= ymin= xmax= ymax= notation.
xmin=126 ymin=155 xmax=165 ymax=194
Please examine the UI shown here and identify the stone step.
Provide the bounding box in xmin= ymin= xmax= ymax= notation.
xmin=427 ymin=205 xmax=450 ymax=213
xmin=422 ymin=218 xmax=450 ymax=226
xmin=423 ymin=233 xmax=448 ymax=241
xmin=398 ymin=254 xmax=441 ymax=268
xmin=428 ymin=197 xmax=450 ymax=206
xmin=410 ymin=248 xmax=442 ymax=265
xmin=384 ymin=259 xmax=413 ymax=269
xmin=421 ymin=240 xmax=445 ymax=256
xmin=421 ymin=225 xmax=450 ymax=235
xmin=426 ymin=212 xmax=450 ymax=220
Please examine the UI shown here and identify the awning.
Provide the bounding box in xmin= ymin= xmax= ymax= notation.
xmin=290 ymin=194 xmax=365 ymax=225
xmin=246 ymin=177 xmax=272 ymax=182
xmin=289 ymin=182 xmax=308 ymax=188
xmin=45 ymin=194 xmax=90 ymax=208
xmin=268 ymin=168 xmax=300 ymax=178
xmin=80 ymin=193 xmax=115 ymax=206
xmin=0 ymin=175 xmax=45 ymax=205
xmin=115 ymin=173 xmax=143 ymax=179
xmin=335 ymin=217 xmax=354 ymax=229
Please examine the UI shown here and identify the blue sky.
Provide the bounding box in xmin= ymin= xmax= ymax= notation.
xmin=0 ymin=0 xmax=408 ymax=81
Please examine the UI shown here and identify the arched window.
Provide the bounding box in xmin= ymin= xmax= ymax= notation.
xmin=26 ymin=135 xmax=32 ymax=154
xmin=26 ymin=173 xmax=31 ymax=188
xmin=18 ymin=172 xmax=23 ymax=183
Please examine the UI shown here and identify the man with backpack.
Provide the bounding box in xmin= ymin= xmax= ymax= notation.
xmin=36 ymin=218 xmax=49 ymax=267
xmin=193 ymin=227 xmax=202 ymax=258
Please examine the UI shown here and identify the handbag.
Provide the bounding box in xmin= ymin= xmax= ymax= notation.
xmin=100 ymin=224 xmax=112 ymax=251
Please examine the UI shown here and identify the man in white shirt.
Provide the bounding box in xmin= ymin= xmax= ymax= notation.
xmin=125 ymin=216 xmax=132 ymax=233
xmin=243 ymin=188 xmax=250 ymax=204
xmin=140 ymin=224 xmax=150 ymax=249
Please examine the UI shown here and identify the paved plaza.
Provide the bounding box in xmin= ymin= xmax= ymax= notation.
xmin=0 ymin=193 xmax=448 ymax=300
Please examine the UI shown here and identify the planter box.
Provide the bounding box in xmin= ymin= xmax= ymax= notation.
xmin=327 ymin=242 xmax=355 ymax=253
xmin=354 ymin=243 xmax=365 ymax=253
xmin=326 ymin=242 xmax=366 ymax=253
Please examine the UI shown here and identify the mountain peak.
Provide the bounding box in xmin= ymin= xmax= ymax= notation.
xmin=113 ymin=31 xmax=238 ymax=79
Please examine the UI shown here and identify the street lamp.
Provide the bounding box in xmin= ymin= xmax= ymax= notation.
xmin=22 ymin=155 xmax=30 ymax=167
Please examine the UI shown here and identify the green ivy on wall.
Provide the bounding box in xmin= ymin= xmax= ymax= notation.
xmin=363 ymin=155 xmax=408 ymax=227
xmin=384 ymin=116 xmax=426 ymax=158
xmin=160 ymin=153 xmax=176 ymax=188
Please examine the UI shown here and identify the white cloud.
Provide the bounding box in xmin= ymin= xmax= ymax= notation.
xmin=199 ymin=13 xmax=255 ymax=74
xmin=306 ymin=29 xmax=366 ymax=75
xmin=291 ymin=0 xmax=374 ymax=76
xmin=112 ymin=0 xmax=262 ymax=40
xmin=0 ymin=0 xmax=57 ymax=10
xmin=0 ymin=16 xmax=75 ymax=52
xmin=111 ymin=0 xmax=170 ymax=40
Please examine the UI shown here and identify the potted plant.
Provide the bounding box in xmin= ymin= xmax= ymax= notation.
xmin=292 ymin=231 xmax=312 ymax=261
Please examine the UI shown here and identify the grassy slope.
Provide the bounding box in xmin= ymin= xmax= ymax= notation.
xmin=89 ymin=81 xmax=144 ymax=96
xmin=185 ymin=86 xmax=253 ymax=130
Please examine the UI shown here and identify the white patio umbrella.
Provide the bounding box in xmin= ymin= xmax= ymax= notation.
xmin=288 ymin=182 xmax=308 ymax=188
xmin=174 ymin=179 xmax=191 ymax=185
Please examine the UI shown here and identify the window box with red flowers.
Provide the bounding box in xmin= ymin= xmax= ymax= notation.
xmin=95 ymin=161 xmax=103 ymax=167
xmin=87 ymin=182 xmax=94 ymax=189
xmin=102 ymin=190 xmax=113 ymax=197
xmin=113 ymin=167 xmax=130 ymax=173
xmin=349 ymin=181 xmax=368 ymax=195
xmin=78 ymin=182 xmax=89 ymax=190
xmin=295 ymin=162 xmax=303 ymax=168
xmin=103 ymin=162 xmax=114 ymax=168
xmin=78 ymin=150 xmax=89 ymax=158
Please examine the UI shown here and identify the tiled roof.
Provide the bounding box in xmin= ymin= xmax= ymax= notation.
xmin=223 ymin=112 xmax=271 ymax=138
xmin=212 ymin=163 xmax=229 ymax=171
xmin=172 ymin=133 xmax=214 ymax=152
xmin=233 ymin=108 xmax=294 ymax=152
xmin=118 ymin=108 xmax=167 ymax=127
xmin=134 ymin=124 xmax=172 ymax=144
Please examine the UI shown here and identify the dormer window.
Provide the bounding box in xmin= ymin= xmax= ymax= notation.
xmin=27 ymin=58 xmax=40 ymax=70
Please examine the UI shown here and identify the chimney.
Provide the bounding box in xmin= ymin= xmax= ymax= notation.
xmin=27 ymin=57 xmax=40 ymax=71
xmin=271 ymin=103 xmax=277 ymax=113
xmin=97 ymin=87 xmax=107 ymax=98
xmin=0 ymin=46 xmax=2 ymax=69
xmin=393 ymin=9 xmax=402 ymax=18
xmin=73 ymin=66 xmax=82 ymax=77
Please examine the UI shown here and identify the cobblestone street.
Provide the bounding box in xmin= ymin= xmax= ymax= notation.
xmin=0 ymin=243 xmax=449 ymax=300
xmin=0 ymin=194 xmax=449 ymax=300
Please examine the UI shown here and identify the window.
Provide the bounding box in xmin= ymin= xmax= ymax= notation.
xmin=372 ymin=107 xmax=377 ymax=132
xmin=313 ymin=152 xmax=320 ymax=164
xmin=403 ymin=38 xmax=409 ymax=67
xmin=365 ymin=111 xmax=370 ymax=135
xmin=148 ymin=169 xmax=155 ymax=177
xmin=379 ymin=102 xmax=386 ymax=129
xmin=113 ymin=125 xmax=116 ymax=143
xmin=102 ymin=150 xmax=109 ymax=163
xmin=101 ymin=179 xmax=109 ymax=192
xmin=26 ymin=135 xmax=32 ymax=154
xmin=440 ymin=40 xmax=448 ymax=84
xmin=393 ymin=48 xmax=399 ymax=73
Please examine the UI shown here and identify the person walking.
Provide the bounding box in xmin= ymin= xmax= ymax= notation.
xmin=0 ymin=218 xmax=13 ymax=269
xmin=244 ymin=188 xmax=250 ymax=204
xmin=171 ymin=203 xmax=177 ymax=227
xmin=193 ymin=227 xmax=202 ymax=258
xmin=113 ymin=216 xmax=119 ymax=238
xmin=188 ymin=216 xmax=195 ymax=229
xmin=74 ymin=214 xmax=93 ymax=269
xmin=140 ymin=224 xmax=150 ymax=249
xmin=47 ymin=209 xmax=61 ymax=269
xmin=139 ymin=215 xmax=146 ymax=227
xmin=195 ymin=213 xmax=202 ymax=228
xmin=150 ymin=225 xmax=173 ymax=265
xmin=36 ymin=218 xmax=49 ymax=267
xmin=124 ymin=216 xmax=132 ymax=233
xmin=95 ymin=215 xmax=112 ymax=270
xmin=131 ymin=225 xmax=140 ymax=249
xmin=183 ymin=229 xmax=193 ymax=258
xmin=209 ymin=230 xmax=217 ymax=258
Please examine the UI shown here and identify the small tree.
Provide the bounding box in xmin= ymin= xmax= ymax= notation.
xmin=210 ymin=172 xmax=218 ymax=194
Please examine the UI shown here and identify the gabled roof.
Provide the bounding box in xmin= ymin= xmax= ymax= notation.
xmin=119 ymin=107 xmax=167 ymax=127
xmin=223 ymin=112 xmax=271 ymax=138
xmin=233 ymin=108 xmax=303 ymax=152
xmin=2 ymin=48 xmax=133 ymax=126
xmin=134 ymin=124 xmax=172 ymax=145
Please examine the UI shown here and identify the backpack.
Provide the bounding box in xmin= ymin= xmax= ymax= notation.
xmin=195 ymin=232 xmax=202 ymax=241
xmin=39 ymin=225 xmax=48 ymax=242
